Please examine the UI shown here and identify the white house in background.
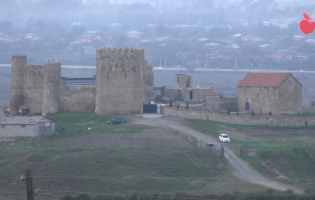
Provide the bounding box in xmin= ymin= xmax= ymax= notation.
xmin=126 ymin=31 xmax=143 ymax=38
xmin=0 ymin=116 xmax=55 ymax=137
xmin=306 ymin=39 xmax=315 ymax=45
xmin=198 ymin=38 xmax=209 ymax=42
xmin=232 ymin=34 xmax=242 ymax=37
xmin=204 ymin=42 xmax=221 ymax=48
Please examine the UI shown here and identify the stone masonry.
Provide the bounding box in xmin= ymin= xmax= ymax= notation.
xmin=10 ymin=48 xmax=154 ymax=116
xmin=96 ymin=48 xmax=146 ymax=115
xmin=237 ymin=73 xmax=302 ymax=114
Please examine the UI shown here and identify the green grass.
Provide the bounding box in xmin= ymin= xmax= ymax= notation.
xmin=183 ymin=118 xmax=315 ymax=189
xmin=280 ymin=113 xmax=315 ymax=117
xmin=0 ymin=146 xmax=266 ymax=198
xmin=45 ymin=112 xmax=152 ymax=139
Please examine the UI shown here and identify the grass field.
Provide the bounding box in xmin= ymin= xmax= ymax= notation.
xmin=2 ymin=113 xmax=315 ymax=199
xmin=0 ymin=113 xmax=272 ymax=200
xmin=46 ymin=112 xmax=151 ymax=139
xmin=0 ymin=146 xmax=266 ymax=200
xmin=184 ymin=119 xmax=315 ymax=189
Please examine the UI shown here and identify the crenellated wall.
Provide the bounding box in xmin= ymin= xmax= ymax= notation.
xmin=10 ymin=47 xmax=152 ymax=116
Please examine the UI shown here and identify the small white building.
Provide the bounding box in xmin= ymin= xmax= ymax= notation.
xmin=0 ymin=116 xmax=55 ymax=137
xmin=126 ymin=31 xmax=143 ymax=38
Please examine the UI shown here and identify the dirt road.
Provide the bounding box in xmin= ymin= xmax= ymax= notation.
xmin=134 ymin=114 xmax=304 ymax=194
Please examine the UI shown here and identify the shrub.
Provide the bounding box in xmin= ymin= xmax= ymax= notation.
xmin=251 ymin=109 xmax=255 ymax=116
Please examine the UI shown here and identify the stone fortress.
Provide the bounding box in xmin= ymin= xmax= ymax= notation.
xmin=10 ymin=47 xmax=302 ymax=117
xmin=10 ymin=48 xmax=154 ymax=116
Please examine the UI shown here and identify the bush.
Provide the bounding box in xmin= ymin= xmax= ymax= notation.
xmin=251 ymin=109 xmax=255 ymax=116
xmin=269 ymin=111 xmax=272 ymax=116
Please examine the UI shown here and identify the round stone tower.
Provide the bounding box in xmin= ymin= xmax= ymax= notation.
xmin=42 ymin=63 xmax=61 ymax=115
xmin=10 ymin=55 xmax=26 ymax=115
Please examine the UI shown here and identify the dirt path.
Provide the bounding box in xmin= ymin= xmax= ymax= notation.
xmin=134 ymin=114 xmax=304 ymax=194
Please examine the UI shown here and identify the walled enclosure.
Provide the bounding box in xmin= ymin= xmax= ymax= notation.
xmin=237 ymin=74 xmax=302 ymax=114
xmin=11 ymin=48 xmax=153 ymax=115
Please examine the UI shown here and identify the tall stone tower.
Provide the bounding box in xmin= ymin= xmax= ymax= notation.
xmin=10 ymin=55 xmax=27 ymax=115
xmin=177 ymin=74 xmax=193 ymax=89
xmin=42 ymin=63 xmax=61 ymax=115
xmin=96 ymin=47 xmax=145 ymax=115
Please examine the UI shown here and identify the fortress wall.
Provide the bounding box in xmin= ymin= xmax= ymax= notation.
xmin=11 ymin=55 xmax=26 ymax=115
xmin=59 ymin=79 xmax=96 ymax=112
xmin=180 ymin=88 xmax=212 ymax=101
xmin=96 ymin=47 xmax=145 ymax=115
xmin=177 ymin=74 xmax=193 ymax=89
xmin=42 ymin=63 xmax=61 ymax=115
xmin=24 ymin=65 xmax=45 ymax=114
xmin=162 ymin=106 xmax=315 ymax=127
xmin=97 ymin=71 xmax=144 ymax=115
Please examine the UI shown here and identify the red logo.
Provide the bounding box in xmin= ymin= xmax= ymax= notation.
xmin=299 ymin=12 xmax=315 ymax=35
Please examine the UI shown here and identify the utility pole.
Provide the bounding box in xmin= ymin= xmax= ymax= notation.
xmin=26 ymin=169 xmax=34 ymax=200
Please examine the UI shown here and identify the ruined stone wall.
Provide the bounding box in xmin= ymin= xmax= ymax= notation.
xmin=276 ymin=76 xmax=302 ymax=114
xmin=180 ymin=88 xmax=212 ymax=101
xmin=164 ymin=89 xmax=181 ymax=99
xmin=11 ymin=55 xmax=26 ymax=115
xmin=237 ymin=86 xmax=278 ymax=113
xmin=162 ymin=106 xmax=315 ymax=127
xmin=177 ymin=74 xmax=193 ymax=89
xmin=42 ymin=63 xmax=61 ymax=115
xmin=96 ymin=47 xmax=145 ymax=115
xmin=219 ymin=97 xmax=238 ymax=111
xmin=59 ymin=78 xmax=96 ymax=112
xmin=24 ymin=65 xmax=44 ymax=114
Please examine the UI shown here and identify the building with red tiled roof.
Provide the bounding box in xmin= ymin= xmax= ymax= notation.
xmin=237 ymin=73 xmax=302 ymax=114
xmin=206 ymin=91 xmax=221 ymax=96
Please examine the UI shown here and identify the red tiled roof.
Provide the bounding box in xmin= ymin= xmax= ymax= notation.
xmin=206 ymin=91 xmax=220 ymax=96
xmin=237 ymin=73 xmax=290 ymax=87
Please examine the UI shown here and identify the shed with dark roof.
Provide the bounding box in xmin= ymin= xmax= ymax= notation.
xmin=237 ymin=73 xmax=302 ymax=114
